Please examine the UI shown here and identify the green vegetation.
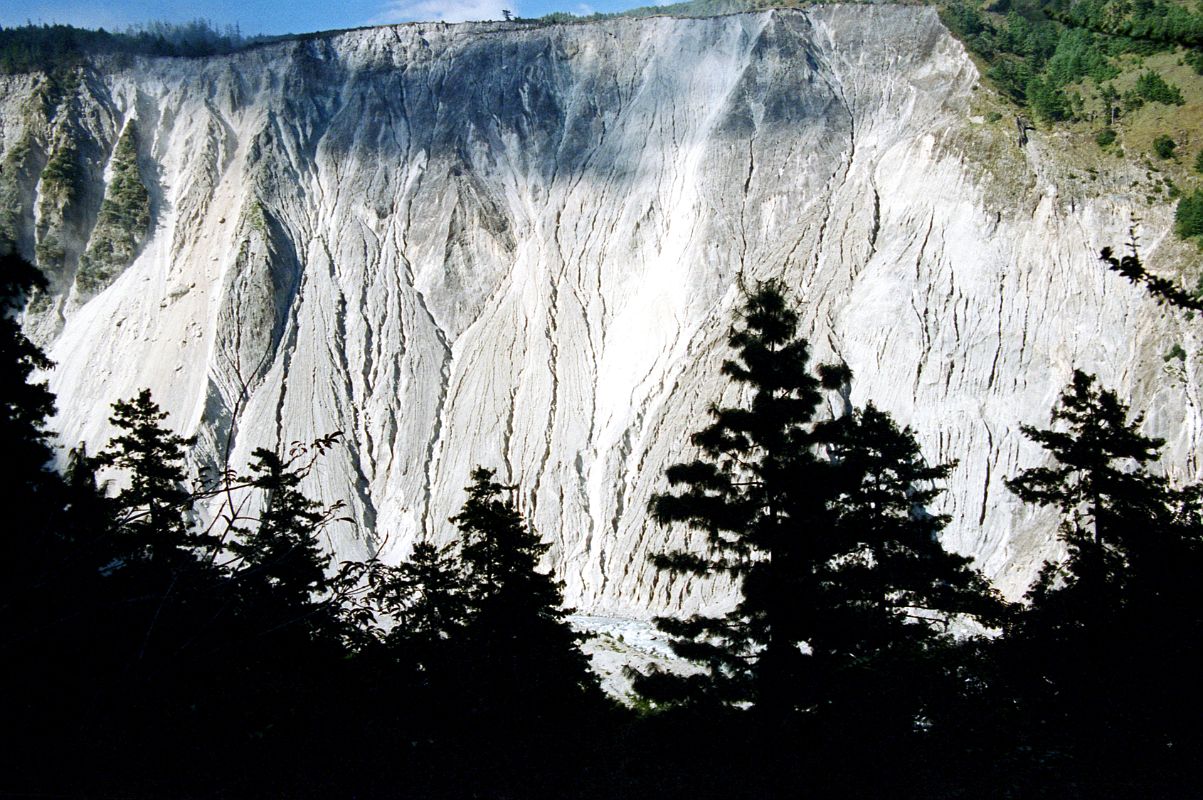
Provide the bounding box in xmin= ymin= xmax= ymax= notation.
xmin=4 ymin=5 xmax=1203 ymax=794
xmin=38 ymin=134 xmax=80 ymax=205
xmin=33 ymin=233 xmax=65 ymax=273
xmin=942 ymin=0 xmax=1104 ymax=107
xmin=1195 ymin=149 xmax=1203 ymax=172
xmin=534 ymin=10 xmax=593 ymax=23
xmin=933 ymin=0 xmax=1203 ymax=239
xmin=1135 ymin=69 xmax=1186 ymax=104
xmin=1058 ymin=0 xmax=1203 ymax=46
xmin=33 ymin=131 xmax=79 ymax=276
xmin=0 ymin=20 xmax=280 ymax=74
xmin=245 ymin=198 xmax=269 ymax=234
xmin=77 ymin=123 xmax=151 ymax=295
xmin=1027 ymin=75 xmax=1073 ymax=121
xmin=0 ymin=135 xmax=35 ymax=251
xmin=1175 ymin=188 xmax=1203 ymax=241
xmin=934 ymin=0 xmax=1203 ymax=172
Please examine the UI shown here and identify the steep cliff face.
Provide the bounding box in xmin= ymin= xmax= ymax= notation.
xmin=2 ymin=6 xmax=1199 ymax=617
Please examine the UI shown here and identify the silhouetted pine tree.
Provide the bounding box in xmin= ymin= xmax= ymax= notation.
xmin=813 ymin=404 xmax=1007 ymax=737
xmin=0 ymin=253 xmax=54 ymax=576
xmin=330 ymin=536 xmax=473 ymax=782
xmin=999 ymin=370 xmax=1203 ymax=793
xmin=454 ymin=467 xmax=600 ymax=712
xmin=336 ymin=537 xmax=470 ymax=697
xmin=1100 ymin=242 xmax=1203 ymax=311
xmin=396 ymin=542 xmax=468 ymax=644
xmin=93 ymin=389 xmax=219 ymax=564
xmin=230 ymin=443 xmax=341 ymax=611
xmin=1008 ymin=371 xmax=1172 ymax=605
xmin=0 ymin=253 xmax=102 ymax=591
xmin=369 ymin=541 xmax=468 ymax=661
xmin=638 ymin=283 xmax=834 ymax=711
xmin=638 ymin=284 xmax=1002 ymax=733
xmin=0 ymin=251 xmax=56 ymax=510
xmin=0 ymin=251 xmax=104 ymax=785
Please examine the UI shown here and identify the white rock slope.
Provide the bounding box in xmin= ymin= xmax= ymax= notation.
xmin=2 ymin=6 xmax=1199 ymax=618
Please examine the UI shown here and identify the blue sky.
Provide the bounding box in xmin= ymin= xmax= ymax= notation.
xmin=0 ymin=0 xmax=659 ymax=35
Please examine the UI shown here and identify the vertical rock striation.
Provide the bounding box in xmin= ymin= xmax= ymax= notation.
xmin=2 ymin=6 xmax=1199 ymax=617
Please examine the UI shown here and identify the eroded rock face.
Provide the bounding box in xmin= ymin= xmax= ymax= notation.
xmin=2 ymin=7 xmax=1199 ymax=617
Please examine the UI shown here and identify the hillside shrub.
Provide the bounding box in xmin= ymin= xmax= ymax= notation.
xmin=77 ymin=124 xmax=151 ymax=295
xmin=1096 ymin=128 xmax=1117 ymax=147
xmin=1028 ymin=76 xmax=1072 ymax=121
xmin=1189 ymin=48 xmax=1203 ymax=74
xmin=39 ymin=139 xmax=80 ymax=204
xmin=1135 ymin=70 xmax=1186 ymax=105
xmin=988 ymin=59 xmax=1033 ymax=102
xmin=1176 ymin=189 xmax=1203 ymax=240
xmin=1153 ymin=135 xmax=1177 ymax=159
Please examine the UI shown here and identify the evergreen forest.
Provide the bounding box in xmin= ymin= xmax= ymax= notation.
xmin=1 ymin=237 xmax=1201 ymax=797
xmin=0 ymin=20 xmax=275 ymax=74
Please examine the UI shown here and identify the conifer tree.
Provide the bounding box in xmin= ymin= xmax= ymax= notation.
xmin=387 ymin=541 xmax=468 ymax=656
xmin=339 ymin=540 xmax=468 ymax=655
xmin=1099 ymin=242 xmax=1203 ymax=311
xmin=640 ymin=284 xmax=1001 ymax=723
xmin=642 ymin=283 xmax=834 ymax=710
xmin=229 ymin=444 xmax=338 ymax=609
xmin=0 ymin=254 xmax=118 ymax=708
xmin=820 ymin=404 xmax=1002 ymax=654
xmin=1001 ymin=371 xmax=1203 ymax=789
xmin=93 ymin=389 xmax=216 ymax=565
xmin=1007 ymin=370 xmax=1172 ymax=608
xmin=0 ymin=251 xmax=56 ymax=500
xmin=0 ymin=251 xmax=83 ymax=582
xmin=0 ymin=251 xmax=92 ymax=767
xmin=814 ymin=404 xmax=1006 ymax=734
xmin=453 ymin=467 xmax=599 ymax=708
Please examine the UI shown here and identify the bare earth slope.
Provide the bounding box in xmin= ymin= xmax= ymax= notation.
xmin=2 ymin=6 xmax=1199 ymax=618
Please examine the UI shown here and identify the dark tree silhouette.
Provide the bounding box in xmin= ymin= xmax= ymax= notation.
xmin=229 ymin=441 xmax=344 ymax=609
xmin=454 ymin=467 xmax=599 ymax=709
xmin=92 ymin=389 xmax=218 ymax=564
xmin=0 ymin=252 xmax=101 ymax=784
xmin=812 ymin=404 xmax=1007 ymax=735
xmin=1100 ymin=241 xmax=1203 ymax=311
xmin=998 ymin=371 xmax=1203 ymax=793
xmin=639 ymin=282 xmax=834 ymax=711
xmin=0 ymin=251 xmax=56 ymax=492
xmin=1007 ymin=370 xmax=1172 ymax=602
xmin=638 ymin=283 xmax=1001 ymax=729
xmin=338 ymin=538 xmax=470 ymax=676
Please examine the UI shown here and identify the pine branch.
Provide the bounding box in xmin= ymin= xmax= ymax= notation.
xmin=1100 ymin=244 xmax=1203 ymax=312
